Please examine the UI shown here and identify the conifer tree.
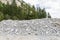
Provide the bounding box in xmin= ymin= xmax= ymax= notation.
xmin=0 ymin=0 xmax=48 ymax=21
xmin=41 ymin=8 xmax=47 ymax=18
xmin=48 ymin=13 xmax=51 ymax=18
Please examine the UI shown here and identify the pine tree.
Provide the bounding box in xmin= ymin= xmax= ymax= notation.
xmin=48 ymin=13 xmax=51 ymax=18
xmin=41 ymin=8 xmax=47 ymax=18
xmin=0 ymin=0 xmax=48 ymax=20
xmin=0 ymin=1 xmax=3 ymax=11
xmin=37 ymin=7 xmax=42 ymax=18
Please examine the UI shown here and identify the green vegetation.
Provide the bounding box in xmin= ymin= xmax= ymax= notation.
xmin=48 ymin=13 xmax=51 ymax=18
xmin=0 ymin=0 xmax=51 ymax=21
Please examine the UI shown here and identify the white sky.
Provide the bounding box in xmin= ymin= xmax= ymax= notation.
xmin=24 ymin=0 xmax=60 ymax=18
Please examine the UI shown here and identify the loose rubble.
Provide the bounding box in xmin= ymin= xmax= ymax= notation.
xmin=0 ymin=18 xmax=60 ymax=40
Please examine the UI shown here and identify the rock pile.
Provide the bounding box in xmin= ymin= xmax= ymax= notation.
xmin=0 ymin=18 xmax=60 ymax=36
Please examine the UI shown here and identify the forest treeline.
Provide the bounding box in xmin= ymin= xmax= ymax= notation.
xmin=0 ymin=0 xmax=51 ymax=21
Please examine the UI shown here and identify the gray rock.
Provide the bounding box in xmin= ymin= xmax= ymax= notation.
xmin=0 ymin=18 xmax=60 ymax=36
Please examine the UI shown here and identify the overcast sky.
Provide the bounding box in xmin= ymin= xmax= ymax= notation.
xmin=24 ymin=0 xmax=60 ymax=18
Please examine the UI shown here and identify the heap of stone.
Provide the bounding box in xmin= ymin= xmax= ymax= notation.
xmin=0 ymin=18 xmax=60 ymax=36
